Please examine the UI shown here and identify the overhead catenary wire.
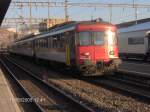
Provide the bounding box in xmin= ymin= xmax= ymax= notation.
xmin=3 ymin=0 xmax=150 ymax=27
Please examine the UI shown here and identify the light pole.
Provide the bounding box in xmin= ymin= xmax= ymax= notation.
xmin=133 ymin=0 xmax=138 ymax=24
xmin=48 ymin=0 xmax=50 ymax=20
xmin=65 ymin=0 xmax=69 ymax=22
xmin=29 ymin=0 xmax=32 ymax=32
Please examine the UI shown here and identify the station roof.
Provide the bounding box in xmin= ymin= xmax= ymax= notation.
xmin=0 ymin=0 xmax=11 ymax=25
xmin=118 ymin=21 xmax=150 ymax=33
xmin=116 ymin=18 xmax=150 ymax=28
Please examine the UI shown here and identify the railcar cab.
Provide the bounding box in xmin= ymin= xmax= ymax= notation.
xmin=75 ymin=22 xmax=121 ymax=75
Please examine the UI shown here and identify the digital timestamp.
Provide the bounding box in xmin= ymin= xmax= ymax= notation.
xmin=9 ymin=97 xmax=46 ymax=103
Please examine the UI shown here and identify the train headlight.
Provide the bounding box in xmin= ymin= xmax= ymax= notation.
xmin=107 ymin=30 xmax=115 ymax=45
xmin=80 ymin=52 xmax=91 ymax=59
xmin=84 ymin=52 xmax=90 ymax=56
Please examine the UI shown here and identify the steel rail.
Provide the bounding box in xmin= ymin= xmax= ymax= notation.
xmin=0 ymin=58 xmax=45 ymax=112
xmin=11 ymin=1 xmax=150 ymax=8
xmin=82 ymin=74 xmax=150 ymax=102
xmin=116 ymin=69 xmax=150 ymax=81
xmin=6 ymin=55 xmax=150 ymax=105
xmin=3 ymin=56 xmax=95 ymax=112
xmin=106 ymin=75 xmax=150 ymax=90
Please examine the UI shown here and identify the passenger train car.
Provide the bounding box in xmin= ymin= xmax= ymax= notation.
xmin=118 ymin=21 xmax=150 ymax=61
xmin=10 ymin=21 xmax=121 ymax=76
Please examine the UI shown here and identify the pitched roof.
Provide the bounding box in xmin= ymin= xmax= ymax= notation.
xmin=116 ymin=18 xmax=150 ymax=28
xmin=0 ymin=0 xmax=11 ymax=25
xmin=118 ymin=21 xmax=150 ymax=33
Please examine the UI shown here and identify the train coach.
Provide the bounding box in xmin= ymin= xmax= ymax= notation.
xmin=118 ymin=21 xmax=150 ymax=61
xmin=10 ymin=21 xmax=121 ymax=76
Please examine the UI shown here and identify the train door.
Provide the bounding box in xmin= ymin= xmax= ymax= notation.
xmin=65 ymin=31 xmax=76 ymax=66
xmin=69 ymin=31 xmax=76 ymax=65
xmin=33 ymin=40 xmax=36 ymax=57
xmin=147 ymin=36 xmax=150 ymax=55
xmin=145 ymin=32 xmax=150 ymax=60
xmin=148 ymin=36 xmax=150 ymax=50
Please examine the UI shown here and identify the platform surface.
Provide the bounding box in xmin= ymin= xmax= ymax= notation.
xmin=119 ymin=61 xmax=150 ymax=75
xmin=0 ymin=68 xmax=21 ymax=112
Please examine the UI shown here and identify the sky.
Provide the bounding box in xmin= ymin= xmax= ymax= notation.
xmin=4 ymin=0 xmax=150 ymax=26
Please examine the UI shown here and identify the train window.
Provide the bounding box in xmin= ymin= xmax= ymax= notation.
xmin=46 ymin=39 xmax=48 ymax=48
xmin=40 ymin=40 xmax=43 ymax=48
xmin=35 ymin=40 xmax=38 ymax=48
xmin=69 ymin=31 xmax=75 ymax=50
xmin=43 ymin=40 xmax=45 ymax=47
xmin=27 ymin=42 xmax=32 ymax=49
xmin=38 ymin=39 xmax=47 ymax=48
xmin=62 ymin=33 xmax=68 ymax=48
xmin=39 ymin=40 xmax=41 ymax=48
xmin=52 ymin=36 xmax=57 ymax=48
xmin=44 ymin=39 xmax=48 ymax=48
xmin=48 ymin=38 xmax=52 ymax=48
xmin=93 ymin=32 xmax=104 ymax=45
xmin=37 ymin=40 xmax=39 ymax=48
xmin=40 ymin=40 xmax=42 ymax=48
xmin=43 ymin=40 xmax=44 ymax=48
xmin=43 ymin=40 xmax=45 ymax=48
xmin=78 ymin=32 xmax=92 ymax=46
xmin=56 ymin=36 xmax=61 ymax=48
xmin=128 ymin=37 xmax=144 ymax=45
xmin=60 ymin=36 xmax=65 ymax=48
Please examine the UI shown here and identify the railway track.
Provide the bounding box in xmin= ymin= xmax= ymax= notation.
xmin=52 ymin=62 xmax=150 ymax=102
xmin=82 ymin=71 xmax=150 ymax=102
xmin=4 ymin=55 xmax=150 ymax=111
xmin=6 ymin=55 xmax=150 ymax=102
xmin=114 ymin=70 xmax=150 ymax=86
xmin=0 ymin=56 xmax=95 ymax=112
xmin=121 ymin=57 xmax=150 ymax=64
xmin=0 ymin=58 xmax=44 ymax=112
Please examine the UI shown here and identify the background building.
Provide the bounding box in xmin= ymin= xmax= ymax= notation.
xmin=46 ymin=18 xmax=67 ymax=28
xmin=0 ymin=29 xmax=16 ymax=48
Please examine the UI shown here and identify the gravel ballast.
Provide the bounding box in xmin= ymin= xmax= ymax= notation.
xmin=10 ymin=55 xmax=150 ymax=112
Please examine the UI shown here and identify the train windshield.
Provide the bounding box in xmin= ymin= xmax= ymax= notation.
xmin=78 ymin=32 xmax=92 ymax=46
xmin=93 ymin=32 xmax=105 ymax=45
xmin=78 ymin=31 xmax=104 ymax=46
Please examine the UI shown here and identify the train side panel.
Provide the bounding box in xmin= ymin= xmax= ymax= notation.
xmin=35 ymin=48 xmax=66 ymax=63
xmin=10 ymin=41 xmax=34 ymax=57
xmin=118 ymin=30 xmax=148 ymax=58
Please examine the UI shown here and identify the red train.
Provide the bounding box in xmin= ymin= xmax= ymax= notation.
xmin=10 ymin=21 xmax=121 ymax=76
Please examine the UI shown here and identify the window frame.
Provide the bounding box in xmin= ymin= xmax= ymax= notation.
xmin=128 ymin=37 xmax=144 ymax=45
xmin=77 ymin=31 xmax=106 ymax=46
xmin=78 ymin=31 xmax=92 ymax=46
xmin=93 ymin=31 xmax=105 ymax=46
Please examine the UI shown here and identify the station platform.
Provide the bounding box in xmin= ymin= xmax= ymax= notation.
xmin=119 ymin=61 xmax=150 ymax=75
xmin=0 ymin=68 xmax=21 ymax=112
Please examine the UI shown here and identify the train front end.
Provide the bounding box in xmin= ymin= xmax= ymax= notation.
xmin=76 ymin=22 xmax=121 ymax=75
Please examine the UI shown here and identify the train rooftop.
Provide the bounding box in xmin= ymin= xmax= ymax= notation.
xmin=14 ymin=20 xmax=113 ymax=43
xmin=118 ymin=21 xmax=150 ymax=33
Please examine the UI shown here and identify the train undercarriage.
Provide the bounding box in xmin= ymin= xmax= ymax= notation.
xmin=79 ymin=59 xmax=122 ymax=76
